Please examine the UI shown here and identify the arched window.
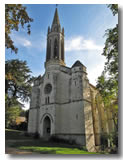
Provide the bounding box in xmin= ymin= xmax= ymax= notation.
xmin=54 ymin=38 xmax=58 ymax=58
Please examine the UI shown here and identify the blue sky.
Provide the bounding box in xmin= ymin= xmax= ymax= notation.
xmin=6 ymin=4 xmax=118 ymax=86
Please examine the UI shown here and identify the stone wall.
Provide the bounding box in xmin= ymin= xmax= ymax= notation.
xmin=55 ymin=101 xmax=85 ymax=135
xmin=28 ymin=108 xmax=38 ymax=133
xmin=56 ymin=70 xmax=70 ymax=103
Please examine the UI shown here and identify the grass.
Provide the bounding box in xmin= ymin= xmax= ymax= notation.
xmin=5 ymin=128 xmax=30 ymax=140
xmin=19 ymin=146 xmax=98 ymax=154
xmin=5 ymin=129 xmax=99 ymax=154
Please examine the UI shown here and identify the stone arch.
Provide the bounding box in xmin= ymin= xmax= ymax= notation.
xmin=40 ymin=113 xmax=53 ymax=123
xmin=39 ymin=113 xmax=54 ymax=137
xmin=43 ymin=116 xmax=51 ymax=136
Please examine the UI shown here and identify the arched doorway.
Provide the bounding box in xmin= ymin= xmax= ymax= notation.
xmin=43 ymin=116 xmax=51 ymax=137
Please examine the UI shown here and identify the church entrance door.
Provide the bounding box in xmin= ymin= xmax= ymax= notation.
xmin=43 ymin=116 xmax=51 ymax=137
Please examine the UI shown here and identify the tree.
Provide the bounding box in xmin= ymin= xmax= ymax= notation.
xmin=20 ymin=109 xmax=29 ymax=123
xmin=103 ymin=24 xmax=118 ymax=93
xmin=5 ymin=4 xmax=33 ymax=53
xmin=5 ymin=97 xmax=22 ymax=128
xmin=108 ymin=4 xmax=118 ymax=16
xmin=5 ymin=59 xmax=33 ymax=103
xmin=5 ymin=59 xmax=34 ymax=128
xmin=96 ymin=4 xmax=118 ymax=131
xmin=96 ymin=6 xmax=118 ymax=152
xmin=96 ymin=73 xmax=118 ymax=130
xmin=103 ymin=4 xmax=118 ymax=87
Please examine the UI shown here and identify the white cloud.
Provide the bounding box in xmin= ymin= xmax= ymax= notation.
xmin=13 ymin=35 xmax=32 ymax=47
xmin=11 ymin=33 xmax=46 ymax=52
xmin=65 ymin=36 xmax=103 ymax=52
xmin=87 ymin=62 xmax=105 ymax=86
xmin=65 ymin=36 xmax=106 ymax=86
xmin=66 ymin=49 xmax=106 ymax=86
xmin=23 ymin=39 xmax=32 ymax=47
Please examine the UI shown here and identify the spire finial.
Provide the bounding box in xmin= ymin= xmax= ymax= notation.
xmin=52 ymin=6 xmax=60 ymax=26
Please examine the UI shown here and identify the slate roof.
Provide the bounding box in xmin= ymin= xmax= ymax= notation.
xmin=72 ymin=60 xmax=83 ymax=68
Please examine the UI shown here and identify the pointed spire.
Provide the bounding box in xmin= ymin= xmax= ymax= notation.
xmin=52 ymin=8 xmax=60 ymax=26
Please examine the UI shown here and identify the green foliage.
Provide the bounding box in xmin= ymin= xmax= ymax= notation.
xmin=101 ymin=134 xmax=109 ymax=150
xmin=103 ymin=25 xmax=118 ymax=83
xmin=5 ymin=93 xmax=19 ymax=108
xmin=101 ymin=132 xmax=118 ymax=153
xmin=96 ymin=73 xmax=118 ymax=104
xmin=96 ymin=73 xmax=118 ymax=131
xmin=107 ymin=4 xmax=118 ymax=16
xmin=5 ymin=104 xmax=22 ymax=128
xmin=108 ymin=132 xmax=118 ymax=149
xmin=5 ymin=59 xmax=34 ymax=128
xmin=5 ymin=4 xmax=33 ymax=53
xmin=5 ymin=94 xmax=23 ymax=128
xmin=96 ymin=4 xmax=118 ymax=129
xmin=5 ymin=59 xmax=34 ymax=102
xmin=102 ymin=5 xmax=118 ymax=92
xmin=96 ymin=6 xmax=118 ymax=152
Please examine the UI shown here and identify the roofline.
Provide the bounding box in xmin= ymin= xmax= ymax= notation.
xmin=89 ymin=83 xmax=97 ymax=89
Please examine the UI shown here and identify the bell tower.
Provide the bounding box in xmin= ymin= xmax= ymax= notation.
xmin=45 ymin=8 xmax=65 ymax=67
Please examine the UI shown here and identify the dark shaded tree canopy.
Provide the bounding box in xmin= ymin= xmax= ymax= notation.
xmin=5 ymin=59 xmax=34 ymax=102
xmin=5 ymin=59 xmax=34 ymax=128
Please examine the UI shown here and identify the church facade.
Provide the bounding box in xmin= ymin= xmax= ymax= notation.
xmin=28 ymin=8 xmax=114 ymax=152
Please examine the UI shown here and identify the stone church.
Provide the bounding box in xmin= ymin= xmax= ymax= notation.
xmin=28 ymin=8 xmax=114 ymax=152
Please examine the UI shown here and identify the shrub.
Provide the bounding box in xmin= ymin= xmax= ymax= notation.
xmin=101 ymin=132 xmax=118 ymax=153
xmin=101 ymin=134 xmax=108 ymax=150
xmin=24 ymin=132 xmax=31 ymax=137
xmin=33 ymin=132 xmax=40 ymax=139
xmin=49 ymin=135 xmax=76 ymax=145
xmin=108 ymin=132 xmax=118 ymax=153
